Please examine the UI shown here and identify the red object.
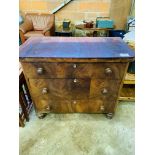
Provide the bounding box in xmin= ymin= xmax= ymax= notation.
xmin=83 ymin=20 xmax=94 ymax=28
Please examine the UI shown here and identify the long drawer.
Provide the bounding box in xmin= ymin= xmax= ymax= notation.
xmin=29 ymin=79 xmax=121 ymax=100
xmin=32 ymin=98 xmax=116 ymax=114
xmin=22 ymin=62 xmax=126 ymax=79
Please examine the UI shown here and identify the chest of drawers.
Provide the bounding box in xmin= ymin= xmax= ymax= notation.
xmin=19 ymin=37 xmax=134 ymax=119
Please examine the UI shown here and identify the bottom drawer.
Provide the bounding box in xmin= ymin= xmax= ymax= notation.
xmin=33 ymin=98 xmax=116 ymax=114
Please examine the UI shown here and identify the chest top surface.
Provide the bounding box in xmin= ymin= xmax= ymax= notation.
xmin=19 ymin=37 xmax=134 ymax=59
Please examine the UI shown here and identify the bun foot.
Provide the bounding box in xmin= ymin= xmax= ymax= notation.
xmin=105 ymin=113 xmax=114 ymax=119
xmin=37 ymin=113 xmax=47 ymax=119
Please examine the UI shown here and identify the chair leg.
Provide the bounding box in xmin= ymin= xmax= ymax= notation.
xmin=19 ymin=114 xmax=25 ymax=127
xmin=19 ymin=92 xmax=29 ymax=122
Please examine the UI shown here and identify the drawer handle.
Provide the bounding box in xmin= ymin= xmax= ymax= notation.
xmin=42 ymin=88 xmax=48 ymax=94
xmin=73 ymin=101 xmax=77 ymax=104
xmin=73 ymin=64 xmax=77 ymax=68
xmin=73 ymin=79 xmax=77 ymax=83
xmin=100 ymin=105 xmax=105 ymax=111
xmin=105 ymin=68 xmax=112 ymax=74
xmin=37 ymin=67 xmax=43 ymax=74
xmin=46 ymin=106 xmax=50 ymax=110
xmin=101 ymin=88 xmax=108 ymax=94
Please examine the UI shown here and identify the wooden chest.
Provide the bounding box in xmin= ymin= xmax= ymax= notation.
xmin=19 ymin=37 xmax=134 ymax=119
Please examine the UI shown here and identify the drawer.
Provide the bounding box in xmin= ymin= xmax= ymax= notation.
xmin=32 ymin=97 xmax=115 ymax=113
xmin=22 ymin=62 xmax=127 ymax=79
xmin=29 ymin=78 xmax=90 ymax=100
xmin=90 ymin=79 xmax=121 ymax=100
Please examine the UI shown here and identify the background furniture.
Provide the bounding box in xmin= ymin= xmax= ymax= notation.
xmin=55 ymin=25 xmax=73 ymax=36
xmin=19 ymin=13 xmax=55 ymax=44
xmin=19 ymin=37 xmax=134 ymax=119
xmin=75 ymin=24 xmax=114 ymax=37
xmin=119 ymin=43 xmax=135 ymax=101
xmin=19 ymin=63 xmax=33 ymax=127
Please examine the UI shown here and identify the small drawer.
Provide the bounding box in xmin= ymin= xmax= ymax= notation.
xmin=21 ymin=62 xmax=127 ymax=79
xmin=89 ymin=79 xmax=121 ymax=100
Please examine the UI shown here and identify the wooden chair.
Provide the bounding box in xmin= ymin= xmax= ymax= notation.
xmin=19 ymin=64 xmax=33 ymax=127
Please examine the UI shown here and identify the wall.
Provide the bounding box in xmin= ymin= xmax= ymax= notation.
xmin=110 ymin=0 xmax=132 ymax=29
xmin=20 ymin=0 xmax=131 ymax=30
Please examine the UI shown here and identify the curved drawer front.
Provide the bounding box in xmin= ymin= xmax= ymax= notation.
xmin=29 ymin=78 xmax=90 ymax=100
xmin=22 ymin=62 xmax=126 ymax=79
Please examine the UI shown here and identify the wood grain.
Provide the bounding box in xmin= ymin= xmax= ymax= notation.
xmin=22 ymin=62 xmax=127 ymax=79
xmin=29 ymin=78 xmax=90 ymax=100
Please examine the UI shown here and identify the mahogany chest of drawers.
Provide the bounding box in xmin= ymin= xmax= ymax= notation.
xmin=19 ymin=37 xmax=134 ymax=119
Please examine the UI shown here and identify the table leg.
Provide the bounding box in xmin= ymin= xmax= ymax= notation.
xmin=93 ymin=31 xmax=98 ymax=37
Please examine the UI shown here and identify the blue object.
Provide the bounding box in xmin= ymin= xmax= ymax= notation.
xmin=96 ymin=17 xmax=114 ymax=28
xmin=109 ymin=30 xmax=126 ymax=39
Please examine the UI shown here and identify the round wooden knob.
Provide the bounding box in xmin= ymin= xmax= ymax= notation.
xmin=101 ymin=88 xmax=108 ymax=94
xmin=37 ymin=67 xmax=43 ymax=74
xmin=46 ymin=106 xmax=50 ymax=110
xmin=73 ymin=101 xmax=77 ymax=104
xmin=105 ymin=68 xmax=112 ymax=74
xmin=73 ymin=64 xmax=77 ymax=68
xmin=100 ymin=105 xmax=105 ymax=111
xmin=73 ymin=79 xmax=77 ymax=83
xmin=42 ymin=88 xmax=48 ymax=94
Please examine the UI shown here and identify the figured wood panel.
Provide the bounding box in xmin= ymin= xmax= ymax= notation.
xmin=71 ymin=100 xmax=89 ymax=113
xmin=32 ymin=97 xmax=117 ymax=114
xmin=22 ymin=62 xmax=127 ymax=79
xmin=29 ymin=78 xmax=90 ymax=100
xmin=89 ymin=79 xmax=121 ymax=100
xmin=33 ymin=98 xmax=72 ymax=113
xmin=89 ymin=99 xmax=105 ymax=113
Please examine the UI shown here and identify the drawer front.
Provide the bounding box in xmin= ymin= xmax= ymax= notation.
xmin=29 ymin=78 xmax=90 ymax=100
xmin=89 ymin=99 xmax=116 ymax=113
xmin=22 ymin=62 xmax=126 ymax=79
xmin=32 ymin=97 xmax=115 ymax=113
xmin=90 ymin=79 xmax=121 ymax=100
xmin=33 ymin=98 xmax=72 ymax=113
xmin=71 ymin=100 xmax=89 ymax=113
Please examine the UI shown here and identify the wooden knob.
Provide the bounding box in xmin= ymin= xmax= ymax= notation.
xmin=73 ymin=101 xmax=77 ymax=104
xmin=42 ymin=88 xmax=48 ymax=94
xmin=100 ymin=105 xmax=105 ymax=111
xmin=73 ymin=64 xmax=77 ymax=68
xmin=105 ymin=68 xmax=112 ymax=74
xmin=101 ymin=88 xmax=108 ymax=94
xmin=37 ymin=67 xmax=43 ymax=74
xmin=46 ymin=106 xmax=50 ymax=110
xmin=73 ymin=79 xmax=77 ymax=83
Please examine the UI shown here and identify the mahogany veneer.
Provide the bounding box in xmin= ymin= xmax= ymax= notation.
xmin=19 ymin=37 xmax=134 ymax=119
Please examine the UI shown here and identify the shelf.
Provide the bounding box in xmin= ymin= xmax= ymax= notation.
xmin=119 ymin=84 xmax=135 ymax=101
xmin=123 ymin=73 xmax=135 ymax=84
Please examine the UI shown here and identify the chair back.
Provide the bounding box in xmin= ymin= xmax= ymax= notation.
xmin=25 ymin=13 xmax=54 ymax=30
